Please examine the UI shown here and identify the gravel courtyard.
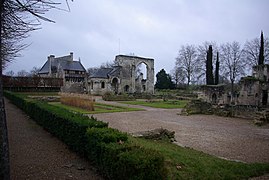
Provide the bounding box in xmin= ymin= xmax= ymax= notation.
xmin=93 ymin=101 xmax=269 ymax=163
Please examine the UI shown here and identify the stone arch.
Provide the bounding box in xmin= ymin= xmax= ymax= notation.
xmin=111 ymin=77 xmax=119 ymax=94
xmin=212 ymin=93 xmax=217 ymax=104
xmin=115 ymin=55 xmax=154 ymax=94
xmin=124 ymin=85 xmax=130 ymax=93
xmin=136 ymin=61 xmax=148 ymax=80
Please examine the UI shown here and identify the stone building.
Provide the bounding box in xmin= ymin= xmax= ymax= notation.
xmin=89 ymin=55 xmax=154 ymax=95
xmin=237 ymin=65 xmax=269 ymax=107
xmin=38 ymin=52 xmax=87 ymax=93
xmin=200 ymin=64 xmax=269 ymax=107
xmin=199 ymin=84 xmax=227 ymax=105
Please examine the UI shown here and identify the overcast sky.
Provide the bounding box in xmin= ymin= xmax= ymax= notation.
xmin=4 ymin=0 xmax=269 ymax=75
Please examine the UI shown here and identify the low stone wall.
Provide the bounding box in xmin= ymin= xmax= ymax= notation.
xmin=182 ymin=100 xmax=261 ymax=120
xmin=61 ymin=82 xmax=85 ymax=93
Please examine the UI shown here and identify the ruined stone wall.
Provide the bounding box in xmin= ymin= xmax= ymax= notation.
xmin=89 ymin=78 xmax=112 ymax=95
xmin=115 ymin=55 xmax=154 ymax=94
xmin=238 ymin=79 xmax=261 ymax=106
xmin=253 ymin=65 xmax=269 ymax=81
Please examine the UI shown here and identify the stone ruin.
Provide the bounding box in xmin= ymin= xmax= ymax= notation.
xmin=199 ymin=64 xmax=269 ymax=108
xmin=196 ymin=64 xmax=269 ymax=123
xmin=89 ymin=55 xmax=155 ymax=95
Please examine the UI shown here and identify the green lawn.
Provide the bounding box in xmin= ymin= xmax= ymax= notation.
xmin=121 ymin=100 xmax=189 ymax=109
xmin=131 ymin=137 xmax=269 ymax=179
xmin=49 ymin=102 xmax=143 ymax=114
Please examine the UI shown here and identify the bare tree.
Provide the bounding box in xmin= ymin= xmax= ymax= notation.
xmin=5 ymin=70 xmax=15 ymax=77
xmin=100 ymin=60 xmax=118 ymax=68
xmin=242 ymin=36 xmax=269 ymax=69
xmin=220 ymin=41 xmax=245 ymax=101
xmin=175 ymin=44 xmax=202 ymax=86
xmin=29 ymin=66 xmax=40 ymax=76
xmin=170 ymin=66 xmax=185 ymax=87
xmin=87 ymin=67 xmax=99 ymax=77
xmin=17 ymin=69 xmax=29 ymax=77
xmin=197 ymin=41 xmax=219 ymax=84
xmin=0 ymin=1 xmax=72 ymax=179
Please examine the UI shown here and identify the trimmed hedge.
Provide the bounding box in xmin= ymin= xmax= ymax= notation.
xmin=4 ymin=91 xmax=107 ymax=156
xmin=86 ymin=128 xmax=167 ymax=179
xmin=4 ymin=91 xmax=167 ymax=179
xmin=102 ymin=92 xmax=135 ymax=101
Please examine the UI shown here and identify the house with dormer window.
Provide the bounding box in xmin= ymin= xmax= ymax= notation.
xmin=38 ymin=52 xmax=87 ymax=83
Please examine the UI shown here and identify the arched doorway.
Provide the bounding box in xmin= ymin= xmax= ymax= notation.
xmin=135 ymin=62 xmax=148 ymax=93
xmin=112 ymin=78 xmax=119 ymax=94
xmin=212 ymin=93 xmax=217 ymax=104
xmin=262 ymin=90 xmax=268 ymax=106
xmin=124 ymin=85 xmax=130 ymax=93
xmin=136 ymin=62 xmax=148 ymax=80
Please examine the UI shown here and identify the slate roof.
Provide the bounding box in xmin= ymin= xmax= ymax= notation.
xmin=90 ymin=66 xmax=121 ymax=78
xmin=38 ymin=55 xmax=86 ymax=74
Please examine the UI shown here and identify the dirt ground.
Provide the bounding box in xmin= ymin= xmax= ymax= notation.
xmin=93 ymin=101 xmax=269 ymax=163
xmin=5 ymin=98 xmax=103 ymax=180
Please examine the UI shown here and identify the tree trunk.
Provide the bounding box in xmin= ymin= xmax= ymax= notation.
xmin=231 ymin=79 xmax=235 ymax=104
xmin=0 ymin=0 xmax=10 ymax=179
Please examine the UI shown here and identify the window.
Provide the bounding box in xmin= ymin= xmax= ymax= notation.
xmin=101 ymin=82 xmax=105 ymax=88
xmin=124 ymin=85 xmax=129 ymax=92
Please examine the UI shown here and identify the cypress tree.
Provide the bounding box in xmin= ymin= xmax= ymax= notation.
xmin=206 ymin=45 xmax=214 ymax=85
xmin=258 ymin=31 xmax=264 ymax=65
xmin=215 ymin=52 xmax=219 ymax=85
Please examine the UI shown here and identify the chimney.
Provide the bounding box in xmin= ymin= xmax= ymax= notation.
xmin=48 ymin=55 xmax=55 ymax=75
xmin=70 ymin=52 xmax=73 ymax=61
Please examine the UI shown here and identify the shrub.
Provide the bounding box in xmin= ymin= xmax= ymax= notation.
xmin=102 ymin=92 xmax=135 ymax=101
xmin=86 ymin=127 xmax=167 ymax=179
xmin=5 ymin=91 xmax=167 ymax=179
xmin=4 ymin=91 xmax=107 ymax=156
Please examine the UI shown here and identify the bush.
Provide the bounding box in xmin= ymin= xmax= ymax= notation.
xmin=102 ymin=92 xmax=135 ymax=101
xmin=5 ymin=91 xmax=167 ymax=179
xmin=4 ymin=91 xmax=107 ymax=156
xmin=86 ymin=127 xmax=167 ymax=179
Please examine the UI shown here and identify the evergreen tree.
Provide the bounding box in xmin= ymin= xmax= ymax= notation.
xmin=258 ymin=31 xmax=264 ymax=65
xmin=206 ymin=45 xmax=214 ymax=85
xmin=215 ymin=52 xmax=220 ymax=85
xmin=155 ymin=69 xmax=175 ymax=89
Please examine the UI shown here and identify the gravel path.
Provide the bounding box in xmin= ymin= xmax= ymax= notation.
xmin=5 ymin=98 xmax=103 ymax=180
xmin=93 ymin=101 xmax=269 ymax=163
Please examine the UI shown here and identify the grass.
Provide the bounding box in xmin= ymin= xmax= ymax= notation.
xmin=49 ymin=102 xmax=143 ymax=114
xmin=131 ymin=137 xmax=269 ymax=179
xmin=121 ymin=100 xmax=189 ymax=109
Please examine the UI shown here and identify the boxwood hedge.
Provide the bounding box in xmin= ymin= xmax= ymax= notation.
xmin=86 ymin=127 xmax=167 ymax=180
xmin=4 ymin=91 xmax=107 ymax=156
xmin=4 ymin=91 xmax=167 ymax=179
